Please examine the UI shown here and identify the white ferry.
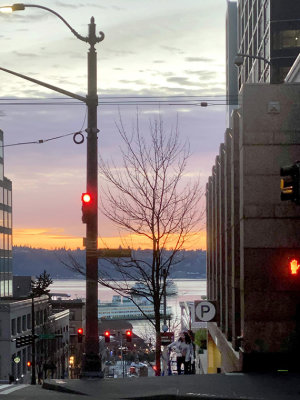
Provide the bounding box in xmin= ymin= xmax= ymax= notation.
xmin=98 ymin=295 xmax=172 ymax=321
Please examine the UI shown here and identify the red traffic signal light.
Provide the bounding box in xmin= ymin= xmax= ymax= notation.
xmin=104 ymin=330 xmax=110 ymax=343
xmin=126 ymin=330 xmax=132 ymax=342
xmin=77 ymin=328 xmax=83 ymax=343
xmin=82 ymin=193 xmax=91 ymax=203
xmin=27 ymin=361 xmax=31 ymax=367
xmin=81 ymin=193 xmax=93 ymax=224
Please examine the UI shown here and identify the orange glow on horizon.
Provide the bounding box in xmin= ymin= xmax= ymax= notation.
xmin=13 ymin=228 xmax=207 ymax=251
xmin=290 ymin=259 xmax=300 ymax=275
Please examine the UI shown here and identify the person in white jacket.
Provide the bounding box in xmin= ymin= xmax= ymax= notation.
xmin=167 ymin=334 xmax=185 ymax=375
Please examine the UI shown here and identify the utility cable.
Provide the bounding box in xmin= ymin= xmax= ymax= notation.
xmin=2 ymin=131 xmax=79 ymax=147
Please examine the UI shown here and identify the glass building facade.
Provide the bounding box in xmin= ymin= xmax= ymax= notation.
xmin=237 ymin=0 xmax=300 ymax=89
xmin=0 ymin=130 xmax=12 ymax=297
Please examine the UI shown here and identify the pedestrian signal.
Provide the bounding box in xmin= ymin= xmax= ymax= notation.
xmin=280 ymin=162 xmax=300 ymax=204
xmin=290 ymin=259 xmax=300 ymax=275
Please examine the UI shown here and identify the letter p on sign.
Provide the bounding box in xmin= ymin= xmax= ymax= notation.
xmin=195 ymin=301 xmax=216 ymax=322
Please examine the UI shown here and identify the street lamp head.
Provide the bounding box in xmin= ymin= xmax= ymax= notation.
xmin=0 ymin=3 xmax=25 ymax=12
xmin=234 ymin=55 xmax=244 ymax=67
xmin=12 ymin=3 xmax=25 ymax=11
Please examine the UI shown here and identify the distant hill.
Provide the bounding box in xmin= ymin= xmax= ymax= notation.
xmin=12 ymin=246 xmax=206 ymax=279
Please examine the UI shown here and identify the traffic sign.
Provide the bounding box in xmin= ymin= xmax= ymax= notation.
xmin=160 ymin=332 xmax=174 ymax=345
xmin=195 ymin=301 xmax=217 ymax=322
xmin=97 ymin=248 xmax=131 ymax=258
xmin=39 ymin=334 xmax=56 ymax=339
xmin=161 ymin=324 xmax=168 ymax=332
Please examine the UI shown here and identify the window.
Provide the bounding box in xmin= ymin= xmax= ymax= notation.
xmin=7 ymin=191 xmax=11 ymax=207
xmin=11 ymin=319 xmax=16 ymax=336
xmin=273 ymin=30 xmax=300 ymax=50
xmin=22 ymin=315 xmax=26 ymax=331
xmin=27 ymin=314 xmax=31 ymax=329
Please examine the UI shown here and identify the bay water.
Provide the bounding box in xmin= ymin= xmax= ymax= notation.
xmin=50 ymin=279 xmax=206 ymax=337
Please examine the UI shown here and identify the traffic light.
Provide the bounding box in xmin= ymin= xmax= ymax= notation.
xmin=104 ymin=330 xmax=110 ymax=343
xmin=26 ymin=361 xmax=31 ymax=367
xmin=125 ymin=330 xmax=132 ymax=342
xmin=16 ymin=335 xmax=32 ymax=348
xmin=280 ymin=162 xmax=300 ymax=204
xmin=77 ymin=328 xmax=83 ymax=343
xmin=81 ymin=192 xmax=93 ymax=224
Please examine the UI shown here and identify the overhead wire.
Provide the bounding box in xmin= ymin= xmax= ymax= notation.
xmin=0 ymin=94 xmax=238 ymax=107
xmin=1 ymin=107 xmax=88 ymax=148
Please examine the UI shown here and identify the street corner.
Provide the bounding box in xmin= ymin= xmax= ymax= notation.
xmin=42 ymin=378 xmax=89 ymax=396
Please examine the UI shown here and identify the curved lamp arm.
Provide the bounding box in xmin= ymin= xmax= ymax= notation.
xmin=235 ymin=53 xmax=271 ymax=67
xmin=10 ymin=3 xmax=105 ymax=44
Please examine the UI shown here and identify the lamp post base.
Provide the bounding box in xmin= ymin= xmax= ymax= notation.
xmin=80 ymin=353 xmax=103 ymax=379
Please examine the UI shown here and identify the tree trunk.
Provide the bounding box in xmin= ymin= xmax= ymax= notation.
xmin=155 ymin=330 xmax=161 ymax=376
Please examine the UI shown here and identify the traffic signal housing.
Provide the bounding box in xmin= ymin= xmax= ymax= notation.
xmin=81 ymin=192 xmax=93 ymax=224
xmin=125 ymin=330 xmax=132 ymax=342
xmin=16 ymin=335 xmax=32 ymax=348
xmin=104 ymin=330 xmax=110 ymax=343
xmin=280 ymin=162 xmax=300 ymax=204
xmin=77 ymin=328 xmax=83 ymax=343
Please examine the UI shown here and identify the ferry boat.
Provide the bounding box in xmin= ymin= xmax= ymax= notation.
xmin=98 ymin=295 xmax=172 ymax=321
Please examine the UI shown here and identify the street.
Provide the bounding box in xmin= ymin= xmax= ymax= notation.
xmin=2 ymin=372 xmax=300 ymax=400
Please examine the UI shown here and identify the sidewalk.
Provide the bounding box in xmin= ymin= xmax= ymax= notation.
xmin=42 ymin=371 xmax=300 ymax=399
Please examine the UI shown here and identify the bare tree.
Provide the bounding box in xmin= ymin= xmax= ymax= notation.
xmin=63 ymin=113 xmax=204 ymax=375
xmin=99 ymin=113 xmax=203 ymax=373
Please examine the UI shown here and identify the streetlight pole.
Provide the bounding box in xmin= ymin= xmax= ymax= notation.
xmin=31 ymin=293 xmax=36 ymax=385
xmin=0 ymin=3 xmax=104 ymax=377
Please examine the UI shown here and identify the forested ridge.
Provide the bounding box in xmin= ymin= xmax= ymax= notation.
xmin=12 ymin=246 xmax=206 ymax=279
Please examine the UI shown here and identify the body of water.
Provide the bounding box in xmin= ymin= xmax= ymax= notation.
xmin=50 ymin=279 xmax=207 ymax=337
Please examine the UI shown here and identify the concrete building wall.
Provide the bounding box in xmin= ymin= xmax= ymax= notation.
xmin=206 ymin=82 xmax=300 ymax=372
xmin=0 ymin=296 xmax=49 ymax=382
xmin=226 ymin=0 xmax=239 ymax=127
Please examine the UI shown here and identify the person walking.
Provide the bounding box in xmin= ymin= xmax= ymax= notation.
xmin=182 ymin=332 xmax=192 ymax=375
xmin=167 ymin=334 xmax=185 ymax=375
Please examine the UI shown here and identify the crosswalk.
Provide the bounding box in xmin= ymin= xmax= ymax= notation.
xmin=0 ymin=384 xmax=29 ymax=395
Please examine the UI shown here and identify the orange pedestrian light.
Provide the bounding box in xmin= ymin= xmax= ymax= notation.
xmin=290 ymin=259 xmax=300 ymax=275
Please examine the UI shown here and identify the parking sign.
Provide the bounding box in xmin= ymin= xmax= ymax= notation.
xmin=194 ymin=301 xmax=217 ymax=322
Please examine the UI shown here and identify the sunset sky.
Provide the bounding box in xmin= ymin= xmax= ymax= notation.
xmin=0 ymin=0 xmax=227 ymax=250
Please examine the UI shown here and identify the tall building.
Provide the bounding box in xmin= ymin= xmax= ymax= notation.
xmin=237 ymin=0 xmax=300 ymax=89
xmin=226 ymin=0 xmax=239 ymax=126
xmin=0 ymin=129 xmax=12 ymax=297
xmin=206 ymin=82 xmax=300 ymax=373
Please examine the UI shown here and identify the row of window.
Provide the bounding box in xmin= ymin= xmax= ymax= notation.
xmin=238 ymin=0 xmax=271 ymax=86
xmin=0 ymin=274 xmax=12 ymax=297
xmin=11 ymin=309 xmax=48 ymax=336
xmin=0 ymin=187 xmax=12 ymax=207
xmin=0 ymin=211 xmax=13 ymax=229
xmin=0 ymin=233 xmax=13 ymax=250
